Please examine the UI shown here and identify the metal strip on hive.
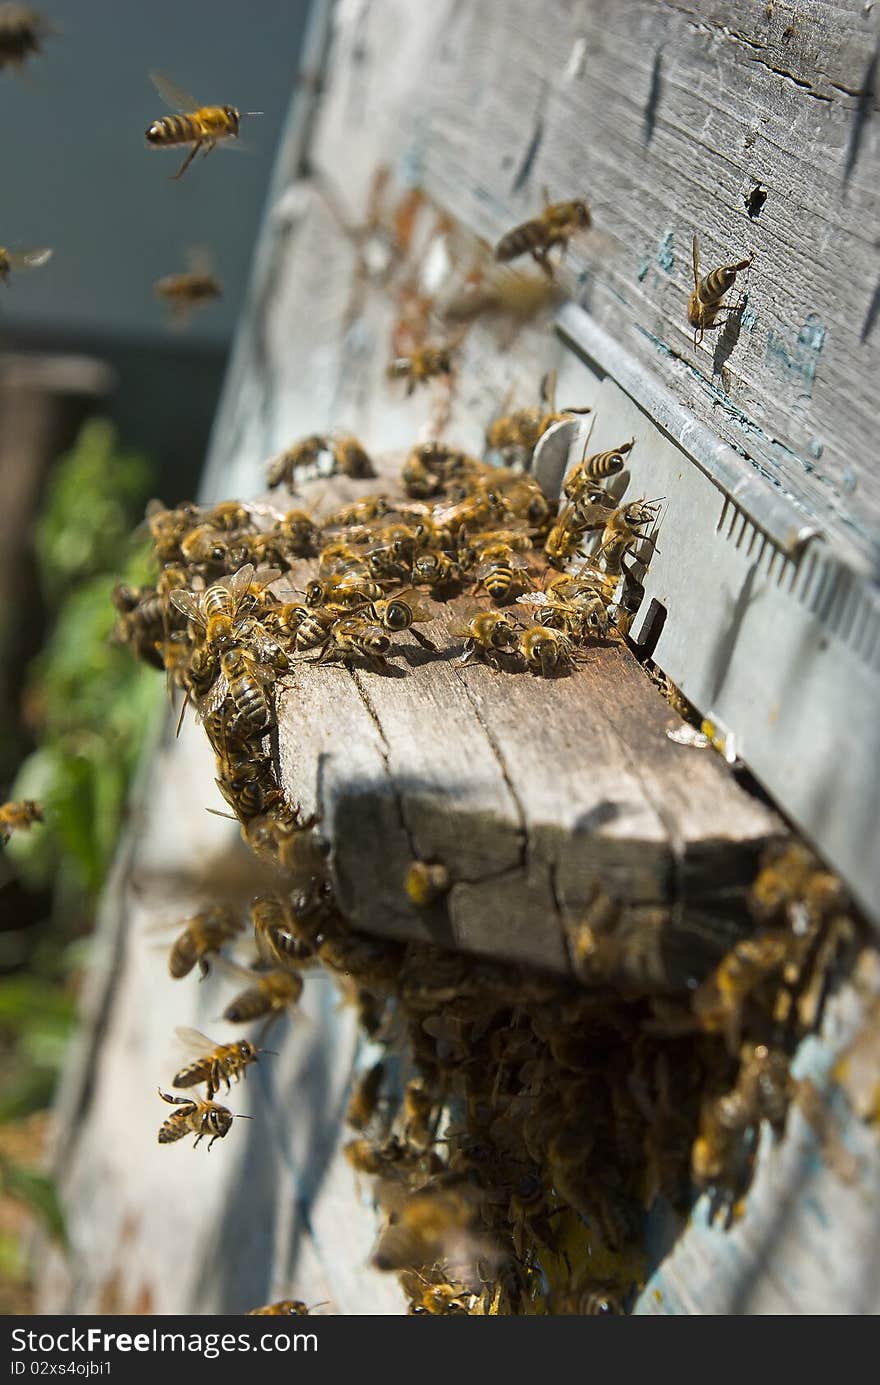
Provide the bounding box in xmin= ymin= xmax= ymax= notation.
xmin=550 ymin=304 xmax=880 ymax=929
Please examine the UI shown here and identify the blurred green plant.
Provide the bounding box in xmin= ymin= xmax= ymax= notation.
xmin=0 ymin=418 xmax=161 ymax=1281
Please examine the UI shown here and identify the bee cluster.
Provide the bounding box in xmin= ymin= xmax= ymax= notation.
xmin=112 ymin=400 xmax=856 ymax=1312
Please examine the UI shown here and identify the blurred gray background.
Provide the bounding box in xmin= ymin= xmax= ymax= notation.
xmin=1 ymin=0 xmax=313 ymax=488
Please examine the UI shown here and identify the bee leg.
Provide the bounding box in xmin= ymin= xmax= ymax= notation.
xmin=200 ymin=139 xmax=218 ymax=162
xmin=159 ymin=1088 xmax=191 ymax=1106
xmin=410 ymin=628 xmax=439 ymax=652
xmin=532 ymin=247 xmax=555 ymax=280
xmin=172 ymin=141 xmax=203 ymax=181
xmin=198 ymin=957 xmax=211 ymax=981
xmin=193 ymin=1132 xmax=204 ymax=1148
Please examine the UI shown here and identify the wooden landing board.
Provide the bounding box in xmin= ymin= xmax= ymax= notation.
xmin=275 ymin=457 xmax=782 ymax=988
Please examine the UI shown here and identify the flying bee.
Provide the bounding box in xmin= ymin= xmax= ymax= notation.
xmin=0 ymin=6 xmax=52 ymax=70
xmin=221 ymin=966 xmax=304 ymax=1024
xmin=0 ymin=244 xmax=52 ymax=284
xmin=598 ymin=499 xmax=661 ymax=576
xmin=266 ymin=435 xmax=330 ymax=491
xmin=412 ymin=551 xmax=462 ymax=593
xmin=318 ymin=617 xmax=392 ymax=669
xmin=688 ymin=234 xmax=753 ymax=345
xmin=154 ymin=249 xmax=222 ymax=326
xmin=520 ymin=624 xmax=576 ymax=677
xmin=495 ymin=193 xmax=591 ymax=276
xmin=347 ymin=1060 xmax=386 ymax=1131
xmin=474 ymin=542 xmax=532 ymax=604
xmin=369 ymin=590 xmax=439 ymax=651
xmin=452 ymin=611 xmax=518 ymax=669
xmin=157 ymin=1088 xmax=240 ymax=1150
xmin=165 ymin=904 xmax=243 ymax=980
xmin=145 ymin=72 xmax=260 ymax=181
xmin=0 ymin=799 xmax=43 ymax=842
xmin=486 ymin=370 xmax=591 ymax=454
xmin=563 ymin=438 xmax=635 ymax=507
xmin=387 ymin=344 xmax=454 ymax=395
xmin=172 ymin=1027 xmax=265 ymax=1095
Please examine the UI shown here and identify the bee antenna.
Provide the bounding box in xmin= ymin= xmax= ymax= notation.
xmin=258 ymin=1048 xmax=279 ymax=1057
xmin=235 ymin=1114 xmax=255 ymax=1120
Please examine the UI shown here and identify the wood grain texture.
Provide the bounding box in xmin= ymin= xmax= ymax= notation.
xmin=306 ymin=0 xmax=880 ymax=566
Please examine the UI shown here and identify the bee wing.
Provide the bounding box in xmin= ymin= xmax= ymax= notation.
xmin=197 ymin=674 xmax=229 ymax=723
xmin=151 ymin=71 xmax=199 ymax=112
xmin=169 ymin=589 xmax=204 ymax=622
xmin=174 ymin=1026 xmax=219 ymax=1058
xmin=222 ymin=564 xmax=256 ymax=598
xmin=7 ymin=248 xmax=53 ymax=270
xmin=516 ymin=591 xmax=549 ymax=608
xmin=251 ymin=565 xmax=283 ymax=591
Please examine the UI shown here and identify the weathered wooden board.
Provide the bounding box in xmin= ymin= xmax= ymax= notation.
xmin=274 ymin=452 xmax=782 ymax=983
xmin=301 ymin=0 xmax=880 ymax=568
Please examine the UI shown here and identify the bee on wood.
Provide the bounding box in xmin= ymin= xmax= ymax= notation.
xmin=171 ymin=564 xmax=279 ymax=653
xmin=486 ymin=371 xmax=591 ymax=455
xmin=520 ymin=624 xmax=576 ymax=677
xmin=215 ymin=645 xmax=277 ymax=737
xmin=0 ymin=5 xmax=51 ymax=71
xmin=405 ymin=861 xmax=451 ymax=908
xmin=165 ymin=905 xmax=243 ymax=980
xmin=145 ymin=72 xmax=260 ymax=181
xmin=331 ymin=434 xmax=376 ymax=478
xmin=266 ymin=435 xmax=330 ymax=491
xmin=0 ymin=244 xmax=52 ymax=284
xmin=453 ymin=611 xmax=518 ymax=669
xmin=317 ymin=616 xmax=392 ymax=669
xmin=368 ymin=590 xmax=439 ymax=651
xmin=411 ymin=551 xmax=462 ymax=594
xmin=692 ymin=1043 xmax=792 ymax=1188
xmin=516 ymin=588 xmax=610 ymax=641
xmin=474 ymin=542 xmax=533 ymax=604
xmin=687 ymin=234 xmax=752 ymax=345
xmin=0 ymin=799 xmax=42 ymax=842
xmin=221 ymin=967 xmax=304 ymax=1024
xmin=495 ymin=193 xmax=592 ymax=277
xmin=563 ymin=438 xmax=634 ymax=508
xmin=172 ymin=1028 xmax=263 ymax=1095
xmin=154 ymin=249 xmax=222 ymax=326
xmin=157 ymin=1088 xmax=241 ymax=1150
xmin=387 ymin=343 xmax=455 ymax=395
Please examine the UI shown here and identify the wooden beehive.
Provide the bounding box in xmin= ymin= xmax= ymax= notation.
xmin=41 ymin=0 xmax=880 ymax=1315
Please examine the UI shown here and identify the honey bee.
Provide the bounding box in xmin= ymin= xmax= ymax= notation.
xmin=251 ymin=895 xmax=317 ymax=970
xmin=563 ymin=439 xmax=634 ymax=507
xmin=452 ymin=611 xmax=518 ymax=669
xmin=166 ymin=905 xmax=243 ymax=980
xmin=347 ymin=1061 xmax=386 ymax=1131
xmin=172 ymin=1028 xmax=263 ymax=1095
xmin=171 ymin=563 xmax=277 ymax=652
xmin=598 ymin=499 xmax=661 ymax=577
xmin=266 ymin=435 xmax=330 ymax=491
xmin=145 ymin=498 xmax=203 ymax=562
xmin=516 ymin=588 xmax=610 ymax=640
xmin=688 ymin=234 xmax=753 ymax=345
xmin=520 ymin=624 xmax=576 ymax=677
xmin=331 ymin=434 xmax=376 ymax=478
xmin=692 ymin=935 xmax=792 ymax=1054
xmin=222 ymin=967 xmax=304 ymax=1024
xmin=369 ymin=591 xmax=438 ymax=651
xmin=411 ymin=551 xmax=462 ymax=593
xmin=343 ymin=1135 xmax=412 ymax=1178
xmin=323 ymin=495 xmax=391 ymax=530
xmin=146 ymin=72 xmax=259 ymax=181
xmin=248 ymin=1301 xmax=325 ymax=1316
xmin=486 ymin=371 xmax=590 ymax=454
xmin=406 ymin=1274 xmax=477 ymax=1316
xmin=318 ymin=616 xmax=392 ymax=669
xmin=371 ymin=1185 xmax=483 ymax=1273
xmin=215 ymin=645 xmax=276 ymax=737
xmin=0 ymin=6 xmax=51 ymax=70
xmin=387 ymin=344 xmax=454 ymax=394
xmin=405 ymin=861 xmax=451 ymax=908
xmin=692 ymin=1043 xmax=791 ymax=1188
xmin=402 ymin=1079 xmax=436 ymax=1149
xmin=495 ymin=194 xmax=591 ymax=276
xmin=154 ymin=249 xmax=222 ymax=325
xmin=0 ymin=244 xmax=52 ymax=283
xmin=157 ymin=1088 xmax=239 ymax=1150
xmin=0 ymin=798 xmax=43 ymax=842
xmin=475 ymin=542 xmax=532 ymax=604
xmin=543 ymin=504 xmax=593 ymax=569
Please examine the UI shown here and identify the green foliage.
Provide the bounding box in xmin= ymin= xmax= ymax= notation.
xmin=0 ymin=1156 xmax=67 ymax=1248
xmin=33 ymin=419 xmax=152 ymax=604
